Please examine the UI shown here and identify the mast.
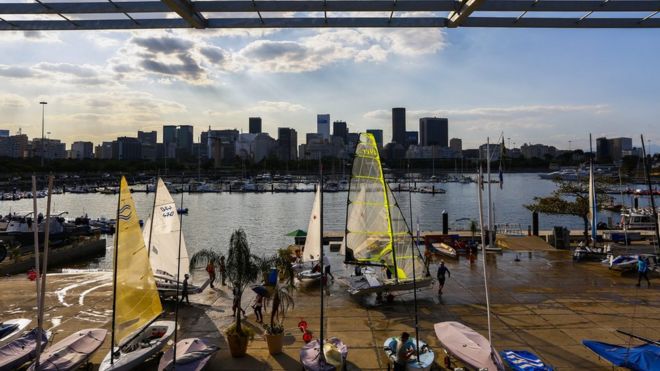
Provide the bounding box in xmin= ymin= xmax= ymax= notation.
xmin=110 ymin=177 xmax=122 ymax=365
xmin=381 ymin=159 xmax=399 ymax=283
xmin=589 ymin=134 xmax=597 ymax=244
xmin=31 ymin=176 xmax=42 ymax=368
xmin=146 ymin=174 xmax=159 ymax=258
xmin=640 ymin=135 xmax=660 ymax=255
xmin=407 ymin=162 xmax=420 ymax=362
xmin=618 ymin=168 xmax=628 ymax=245
xmin=486 ymin=137 xmax=493 ymax=247
xmin=477 ymin=164 xmax=493 ymax=343
xmin=173 ymin=177 xmax=185 ymax=367
xmin=319 ymin=158 xmax=325 ymax=359
xmin=342 ymin=153 xmax=353 ymax=264
xmin=36 ymin=175 xmax=53 ymax=369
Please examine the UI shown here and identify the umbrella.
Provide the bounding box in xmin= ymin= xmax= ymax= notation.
xmin=251 ymin=285 xmax=272 ymax=298
xmin=286 ymin=229 xmax=307 ymax=237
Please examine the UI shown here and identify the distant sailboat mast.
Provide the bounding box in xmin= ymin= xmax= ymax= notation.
xmin=146 ymin=175 xmax=159 ymax=258
xmin=588 ymin=134 xmax=598 ymax=244
xmin=477 ymin=163 xmax=493 ymax=344
xmin=173 ymin=179 xmax=185 ymax=366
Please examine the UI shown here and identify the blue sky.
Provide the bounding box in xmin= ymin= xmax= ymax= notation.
xmin=0 ymin=26 xmax=658 ymax=151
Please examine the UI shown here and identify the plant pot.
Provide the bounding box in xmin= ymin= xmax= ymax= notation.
xmin=264 ymin=332 xmax=284 ymax=355
xmin=227 ymin=333 xmax=249 ymax=357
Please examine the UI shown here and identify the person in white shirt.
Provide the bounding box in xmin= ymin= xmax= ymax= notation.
xmin=322 ymin=254 xmax=334 ymax=280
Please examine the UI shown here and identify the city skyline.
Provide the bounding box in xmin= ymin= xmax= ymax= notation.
xmin=1 ymin=28 xmax=659 ymax=152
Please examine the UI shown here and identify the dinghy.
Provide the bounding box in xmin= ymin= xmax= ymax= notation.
xmin=300 ymin=338 xmax=348 ymax=371
xmin=0 ymin=318 xmax=31 ymax=343
xmin=158 ymin=338 xmax=219 ymax=371
xmin=0 ymin=328 xmax=49 ymax=370
xmin=583 ymin=340 xmax=659 ymax=371
xmin=27 ymin=328 xmax=106 ymax=371
xmin=434 ymin=321 xmax=504 ymax=371
xmin=607 ymin=255 xmax=639 ymax=271
xmin=343 ymin=133 xmax=432 ymax=296
xmin=143 ymin=178 xmax=205 ymax=296
xmin=500 ymin=350 xmax=553 ymax=371
xmin=99 ymin=177 xmax=175 ymax=371
xmin=383 ymin=337 xmax=434 ymax=370
xmin=298 ymin=186 xmax=323 ymax=282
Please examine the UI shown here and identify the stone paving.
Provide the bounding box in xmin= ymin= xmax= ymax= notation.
xmin=0 ymin=250 xmax=658 ymax=370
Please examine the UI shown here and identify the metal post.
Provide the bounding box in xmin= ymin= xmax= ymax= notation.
xmin=31 ymin=176 xmax=43 ymax=368
xmin=477 ymin=164 xmax=492 ymax=343
xmin=442 ymin=211 xmax=449 ymax=235
xmin=146 ymin=174 xmax=159 ymax=258
xmin=319 ymin=158 xmax=325 ymax=360
xmin=173 ymin=177 xmax=185 ymax=367
xmin=110 ymin=177 xmax=122 ymax=365
xmin=36 ymin=175 xmax=53 ymax=368
xmin=486 ymin=137 xmax=493 ymax=247
xmin=640 ymin=135 xmax=660 ymax=255
xmin=407 ymin=164 xmax=420 ymax=363
xmin=40 ymin=101 xmax=47 ymax=167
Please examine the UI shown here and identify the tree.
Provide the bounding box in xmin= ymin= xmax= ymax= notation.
xmin=226 ymin=228 xmax=259 ymax=335
xmin=525 ymin=179 xmax=612 ymax=245
xmin=189 ymin=248 xmax=221 ymax=270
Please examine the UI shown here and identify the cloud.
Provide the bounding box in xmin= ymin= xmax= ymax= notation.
xmin=0 ymin=93 xmax=30 ymax=109
xmin=1 ymin=31 xmax=61 ymax=43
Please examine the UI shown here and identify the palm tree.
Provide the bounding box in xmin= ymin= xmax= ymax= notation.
xmin=264 ymin=285 xmax=294 ymax=335
xmin=189 ymin=248 xmax=221 ymax=270
xmin=226 ymin=228 xmax=259 ymax=335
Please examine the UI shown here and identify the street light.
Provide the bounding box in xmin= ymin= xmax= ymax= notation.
xmin=40 ymin=101 xmax=47 ymax=167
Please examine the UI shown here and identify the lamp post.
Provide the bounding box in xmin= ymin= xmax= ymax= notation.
xmin=40 ymin=101 xmax=47 ymax=167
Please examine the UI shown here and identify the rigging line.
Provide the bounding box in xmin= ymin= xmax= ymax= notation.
xmin=0 ymin=18 xmax=18 ymax=28
xmin=640 ymin=11 xmax=659 ymax=23
xmin=323 ymin=0 xmax=328 ymax=24
xmin=251 ymin=0 xmax=264 ymax=25
xmin=514 ymin=0 xmax=541 ymax=24
xmin=107 ymin=0 xmax=139 ymax=25
xmin=35 ymin=0 xmax=78 ymax=27
xmin=388 ymin=0 xmax=397 ymax=24
xmin=578 ymin=0 xmax=610 ymax=23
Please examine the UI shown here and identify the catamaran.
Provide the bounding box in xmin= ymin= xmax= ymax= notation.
xmin=99 ymin=177 xmax=175 ymax=371
xmin=298 ymin=185 xmax=323 ymax=281
xmin=143 ymin=178 xmax=205 ymax=296
xmin=342 ymin=133 xmax=431 ymax=296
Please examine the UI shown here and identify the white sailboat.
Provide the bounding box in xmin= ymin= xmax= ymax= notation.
xmin=143 ymin=178 xmax=205 ymax=296
xmin=343 ymin=133 xmax=432 ymax=296
xmin=99 ymin=177 xmax=175 ymax=371
xmin=298 ymin=186 xmax=323 ymax=281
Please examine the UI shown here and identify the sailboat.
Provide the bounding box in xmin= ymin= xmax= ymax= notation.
xmin=298 ymin=185 xmax=323 ymax=281
xmin=99 ymin=177 xmax=175 ymax=371
xmin=343 ymin=133 xmax=432 ymax=296
xmin=300 ymin=162 xmax=348 ymax=370
xmin=143 ymin=178 xmax=205 ymax=296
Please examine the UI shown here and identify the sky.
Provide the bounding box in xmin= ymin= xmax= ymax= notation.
xmin=1 ymin=22 xmax=659 ymax=152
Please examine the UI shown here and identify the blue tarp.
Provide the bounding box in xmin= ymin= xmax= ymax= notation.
xmin=583 ymin=340 xmax=660 ymax=371
xmin=500 ymin=350 xmax=553 ymax=371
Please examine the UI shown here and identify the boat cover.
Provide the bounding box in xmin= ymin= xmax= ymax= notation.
xmin=0 ymin=323 xmax=18 ymax=339
xmin=434 ymin=321 xmax=504 ymax=371
xmin=28 ymin=328 xmax=107 ymax=371
xmin=158 ymin=338 xmax=219 ymax=371
xmin=300 ymin=337 xmax=348 ymax=371
xmin=500 ymin=350 xmax=553 ymax=371
xmin=0 ymin=329 xmax=49 ymax=370
xmin=583 ymin=340 xmax=660 ymax=371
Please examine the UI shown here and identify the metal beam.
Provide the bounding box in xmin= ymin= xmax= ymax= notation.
xmin=2 ymin=1 xmax=660 ymax=15
xmin=448 ymin=0 xmax=486 ymax=28
xmin=2 ymin=16 xmax=660 ymax=30
xmin=160 ymin=0 xmax=207 ymax=28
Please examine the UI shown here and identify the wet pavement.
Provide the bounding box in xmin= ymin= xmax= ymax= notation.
xmin=0 ymin=250 xmax=658 ymax=370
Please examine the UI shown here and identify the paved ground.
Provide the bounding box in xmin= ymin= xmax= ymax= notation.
xmin=1 ymin=250 xmax=658 ymax=370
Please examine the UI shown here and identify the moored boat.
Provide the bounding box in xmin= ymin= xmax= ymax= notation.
xmin=158 ymin=338 xmax=219 ymax=371
xmin=434 ymin=321 xmax=504 ymax=371
xmin=27 ymin=328 xmax=107 ymax=371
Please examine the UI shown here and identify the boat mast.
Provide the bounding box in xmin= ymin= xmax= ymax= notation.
xmin=380 ymin=149 xmax=399 ymax=283
xmin=640 ymin=135 xmax=660 ymax=255
xmin=146 ymin=174 xmax=159 ymax=258
xmin=486 ymin=137 xmax=493 ymax=247
xmin=319 ymin=158 xmax=325 ymax=360
xmin=589 ymin=134 xmax=598 ymax=244
xmin=407 ymin=162 xmax=420 ymax=363
xmin=618 ymin=168 xmax=628 ymax=245
xmin=31 ymin=176 xmax=42 ymax=368
xmin=478 ymin=164 xmax=493 ymax=344
xmin=173 ymin=177 xmax=185 ymax=366
xmin=110 ymin=177 xmax=122 ymax=365
xmin=35 ymin=175 xmax=53 ymax=369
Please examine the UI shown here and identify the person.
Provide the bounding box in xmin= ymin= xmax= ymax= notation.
xmin=219 ymin=256 xmax=227 ymax=286
xmin=394 ymin=332 xmax=415 ymax=371
xmin=252 ymin=293 xmax=263 ymax=323
xmin=206 ymin=261 xmax=216 ymax=288
xmin=423 ymin=246 xmax=432 ymax=277
xmin=323 ymin=254 xmax=334 ymax=280
xmin=232 ymin=286 xmax=246 ymax=318
xmin=312 ymin=262 xmax=321 ymax=273
xmin=180 ymin=274 xmax=190 ymax=305
xmin=437 ymin=261 xmax=450 ymax=295
xmin=636 ymin=256 xmax=651 ymax=288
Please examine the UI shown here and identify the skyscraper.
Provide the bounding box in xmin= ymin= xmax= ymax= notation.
xmin=177 ymin=125 xmax=194 ymax=157
xmin=392 ymin=107 xmax=406 ymax=145
xmin=406 ymin=131 xmax=418 ymax=147
xmin=138 ymin=130 xmax=157 ymax=145
xmin=317 ymin=114 xmax=330 ymax=141
xmin=163 ymin=125 xmax=177 ymax=159
xmin=277 ymin=127 xmax=298 ymax=161
xmin=332 ymin=121 xmax=348 ymax=143
xmin=449 ymin=138 xmax=462 ymax=152
xmin=419 ymin=117 xmax=448 ymax=147
xmin=249 ymin=117 xmax=262 ymax=134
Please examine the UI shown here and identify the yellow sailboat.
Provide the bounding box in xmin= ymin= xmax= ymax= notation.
xmin=99 ymin=177 xmax=175 ymax=371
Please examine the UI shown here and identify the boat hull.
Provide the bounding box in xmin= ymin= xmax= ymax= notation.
xmin=0 ymin=329 xmax=49 ymax=370
xmin=99 ymin=321 xmax=175 ymax=371
xmin=27 ymin=328 xmax=106 ymax=371
xmin=348 ymin=275 xmax=433 ymax=296
xmin=158 ymin=338 xmax=219 ymax=371
xmin=0 ymin=318 xmax=31 ymax=343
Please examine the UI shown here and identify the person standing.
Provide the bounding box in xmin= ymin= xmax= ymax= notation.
xmin=206 ymin=261 xmax=216 ymax=288
xmin=180 ymin=274 xmax=190 ymax=305
xmin=323 ymin=254 xmax=334 ymax=280
xmin=423 ymin=246 xmax=432 ymax=277
xmin=636 ymin=256 xmax=651 ymax=288
xmin=436 ymin=261 xmax=451 ymax=295
xmin=252 ymin=293 xmax=263 ymax=323
xmin=219 ymin=255 xmax=227 ymax=286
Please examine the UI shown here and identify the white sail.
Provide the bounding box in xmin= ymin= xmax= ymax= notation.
xmin=340 ymin=186 xmax=366 ymax=256
xmin=143 ymin=178 xmax=190 ymax=282
xmin=302 ymin=186 xmax=321 ymax=263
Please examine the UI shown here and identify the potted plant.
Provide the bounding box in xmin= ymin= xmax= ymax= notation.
xmin=224 ymin=228 xmax=259 ymax=357
xmin=263 ymin=284 xmax=294 ymax=355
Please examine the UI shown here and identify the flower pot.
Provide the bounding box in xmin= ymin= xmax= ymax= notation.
xmin=264 ymin=332 xmax=284 ymax=355
xmin=227 ymin=333 xmax=249 ymax=357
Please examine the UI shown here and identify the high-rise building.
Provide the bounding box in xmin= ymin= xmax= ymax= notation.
xmin=95 ymin=141 xmax=114 ymax=159
xmin=70 ymin=141 xmax=94 ymax=159
xmin=176 ymin=125 xmax=194 ymax=157
xmin=116 ymin=137 xmax=142 ymax=160
xmin=31 ymin=138 xmax=66 ymax=159
xmin=392 ymin=107 xmax=406 ymax=145
xmin=317 ymin=114 xmax=330 ymax=141
xmin=332 ymin=121 xmax=348 ymax=143
xmin=406 ymin=131 xmax=418 ymax=147
xmin=138 ymin=130 xmax=157 ymax=145
xmin=277 ymin=127 xmax=298 ymax=161
xmin=419 ymin=117 xmax=448 ymax=147
xmin=596 ymin=137 xmax=632 ymax=162
xmin=249 ymin=117 xmax=262 ymax=134
xmin=0 ymin=129 xmax=8 ymax=137
xmin=0 ymin=133 xmax=28 ymax=158
xmin=449 ymin=138 xmax=462 ymax=152
xmin=163 ymin=125 xmax=177 ymax=159
xmin=367 ymin=129 xmax=383 ymax=149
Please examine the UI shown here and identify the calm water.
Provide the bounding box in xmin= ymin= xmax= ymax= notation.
xmin=1 ymin=173 xmax=648 ymax=269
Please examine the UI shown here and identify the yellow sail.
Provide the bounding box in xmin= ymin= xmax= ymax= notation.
xmin=113 ymin=176 xmax=162 ymax=346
